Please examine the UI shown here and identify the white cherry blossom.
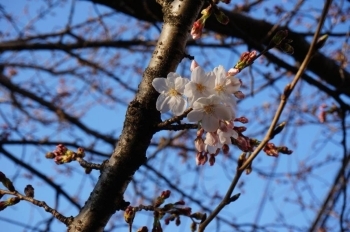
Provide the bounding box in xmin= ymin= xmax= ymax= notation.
xmin=152 ymin=73 xmax=189 ymax=115
xmin=213 ymin=65 xmax=237 ymax=106
xmin=184 ymin=66 xmax=215 ymax=106
xmin=217 ymin=121 xmax=238 ymax=144
xmin=187 ymin=94 xmax=233 ymax=132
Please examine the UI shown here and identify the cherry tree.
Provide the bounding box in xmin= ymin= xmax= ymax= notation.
xmin=0 ymin=0 xmax=349 ymax=231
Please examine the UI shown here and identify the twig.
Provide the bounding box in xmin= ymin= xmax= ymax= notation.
xmin=156 ymin=108 xmax=193 ymax=130
xmin=198 ymin=1 xmax=332 ymax=231
xmin=0 ymin=189 xmax=73 ymax=225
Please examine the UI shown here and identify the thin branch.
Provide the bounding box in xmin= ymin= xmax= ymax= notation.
xmin=0 ymin=189 xmax=73 ymax=225
xmin=198 ymin=1 xmax=332 ymax=231
xmin=0 ymin=146 xmax=81 ymax=209
xmin=0 ymin=73 xmax=115 ymax=144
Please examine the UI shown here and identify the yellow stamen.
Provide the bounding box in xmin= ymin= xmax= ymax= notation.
xmin=169 ymin=88 xmax=180 ymax=97
xmin=203 ymin=104 xmax=214 ymax=115
xmin=196 ymin=83 xmax=206 ymax=93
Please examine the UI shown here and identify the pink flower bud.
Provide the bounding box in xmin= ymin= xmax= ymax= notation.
xmin=234 ymin=116 xmax=249 ymax=123
xmin=196 ymin=128 xmax=204 ymax=137
xmin=234 ymin=91 xmax=245 ymax=99
xmin=228 ymin=68 xmax=239 ymax=76
xmin=190 ymin=60 xmax=199 ymax=72
xmin=191 ymin=20 xmax=204 ymax=40
xmin=222 ymin=144 xmax=229 ymax=155
xmin=195 ymin=137 xmax=205 ymax=152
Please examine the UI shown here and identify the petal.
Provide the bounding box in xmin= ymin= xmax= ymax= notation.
xmin=192 ymin=98 xmax=207 ymax=109
xmin=184 ymin=82 xmax=196 ymax=99
xmin=152 ymin=78 xmax=168 ymax=93
xmin=206 ymin=94 xmax=221 ymax=104
xmin=204 ymin=71 xmax=216 ymax=90
xmin=194 ymin=96 xmax=210 ymax=105
xmin=167 ymin=72 xmax=181 ymax=88
xmin=170 ymin=97 xmax=187 ymax=115
xmin=175 ymin=77 xmax=189 ymax=93
xmin=206 ymin=144 xmax=218 ymax=154
xmin=156 ymin=94 xmax=171 ymax=113
xmin=213 ymin=105 xmax=232 ymax=120
xmin=191 ymin=66 xmax=206 ymax=82
xmin=202 ymin=114 xmax=219 ymax=132
xmin=213 ymin=65 xmax=226 ymax=85
xmin=187 ymin=110 xmax=204 ymax=122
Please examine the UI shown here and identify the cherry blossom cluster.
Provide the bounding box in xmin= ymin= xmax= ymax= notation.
xmin=152 ymin=61 xmax=246 ymax=165
xmin=45 ymin=144 xmax=85 ymax=164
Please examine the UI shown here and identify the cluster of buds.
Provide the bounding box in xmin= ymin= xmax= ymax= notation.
xmin=231 ymin=134 xmax=254 ymax=152
xmin=263 ymin=143 xmax=293 ymax=157
xmin=154 ymin=190 xmax=171 ymax=207
xmin=191 ymin=1 xmax=230 ymax=40
xmin=125 ymin=190 xmax=194 ymax=232
xmin=195 ymin=116 xmax=250 ymax=166
xmin=45 ymin=144 xmax=85 ymax=164
xmin=234 ymin=51 xmax=258 ymax=71
xmin=191 ymin=5 xmax=213 ymax=39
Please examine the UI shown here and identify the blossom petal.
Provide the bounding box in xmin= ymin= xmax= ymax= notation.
xmin=213 ymin=65 xmax=226 ymax=85
xmin=213 ymin=105 xmax=232 ymax=120
xmin=187 ymin=110 xmax=204 ymax=122
xmin=170 ymin=96 xmax=187 ymax=115
xmin=202 ymin=114 xmax=219 ymax=132
xmin=152 ymin=78 xmax=168 ymax=93
xmin=191 ymin=66 xmax=206 ymax=82
xmin=156 ymin=94 xmax=171 ymax=113
xmin=174 ymin=77 xmax=189 ymax=93
xmin=184 ymin=82 xmax=197 ymax=99
xmin=167 ymin=72 xmax=181 ymax=87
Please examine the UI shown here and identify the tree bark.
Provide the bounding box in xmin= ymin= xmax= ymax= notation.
xmin=67 ymin=0 xmax=205 ymax=231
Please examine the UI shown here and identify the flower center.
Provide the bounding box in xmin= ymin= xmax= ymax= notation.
xmin=196 ymin=83 xmax=206 ymax=93
xmin=214 ymin=84 xmax=225 ymax=94
xmin=169 ymin=88 xmax=180 ymax=97
xmin=203 ymin=104 xmax=214 ymax=115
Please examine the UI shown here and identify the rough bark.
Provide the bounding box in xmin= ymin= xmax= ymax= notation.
xmin=67 ymin=0 xmax=205 ymax=231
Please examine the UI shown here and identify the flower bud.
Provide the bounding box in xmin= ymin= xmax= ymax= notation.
xmin=137 ymin=226 xmax=148 ymax=232
xmin=222 ymin=144 xmax=229 ymax=155
xmin=191 ymin=20 xmax=204 ymax=40
xmin=227 ymin=68 xmax=239 ymax=76
xmin=24 ymin=185 xmax=35 ymax=198
xmin=190 ymin=221 xmax=197 ymax=232
xmin=175 ymin=217 xmax=181 ymax=226
xmin=161 ymin=190 xmax=171 ymax=199
xmin=234 ymin=91 xmax=245 ymax=99
xmin=76 ymin=147 xmax=85 ymax=158
xmin=45 ymin=152 xmax=55 ymax=159
xmin=234 ymin=116 xmax=248 ymax=123
xmin=190 ymin=60 xmax=199 ymax=71
xmin=195 ymin=137 xmax=205 ymax=152
xmin=209 ymin=154 xmax=215 ymax=166
xmin=124 ymin=206 xmax=135 ymax=224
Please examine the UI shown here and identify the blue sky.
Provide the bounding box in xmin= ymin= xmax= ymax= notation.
xmin=0 ymin=0 xmax=349 ymax=231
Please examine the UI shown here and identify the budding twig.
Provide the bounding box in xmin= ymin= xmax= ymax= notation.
xmin=198 ymin=1 xmax=331 ymax=231
xmin=0 ymin=189 xmax=73 ymax=225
